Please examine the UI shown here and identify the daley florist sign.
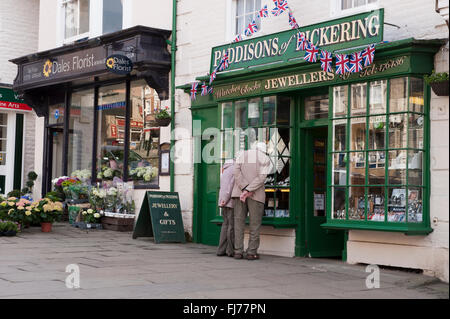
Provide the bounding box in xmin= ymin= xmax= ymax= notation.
xmin=213 ymin=55 xmax=409 ymax=100
xmin=211 ymin=9 xmax=384 ymax=73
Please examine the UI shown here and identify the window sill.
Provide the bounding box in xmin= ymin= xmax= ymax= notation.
xmin=210 ymin=217 xmax=297 ymax=229
xmin=321 ymin=221 xmax=433 ymax=236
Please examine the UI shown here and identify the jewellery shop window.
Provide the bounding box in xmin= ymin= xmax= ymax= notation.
xmin=220 ymin=96 xmax=292 ymax=220
xmin=329 ymin=77 xmax=428 ymax=230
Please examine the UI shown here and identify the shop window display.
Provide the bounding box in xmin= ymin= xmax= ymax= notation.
xmin=220 ymin=96 xmax=292 ymax=220
xmin=330 ymin=77 xmax=426 ymax=225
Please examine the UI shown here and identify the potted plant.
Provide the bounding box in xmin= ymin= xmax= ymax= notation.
xmin=33 ymin=199 xmax=64 ymax=232
xmin=424 ymin=70 xmax=449 ymax=96
xmin=0 ymin=220 xmax=19 ymax=236
xmin=155 ymin=106 xmax=171 ymax=126
xmin=79 ymin=209 xmax=103 ymax=229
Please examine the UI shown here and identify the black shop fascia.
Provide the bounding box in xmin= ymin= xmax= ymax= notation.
xmin=10 ymin=26 xmax=171 ymax=194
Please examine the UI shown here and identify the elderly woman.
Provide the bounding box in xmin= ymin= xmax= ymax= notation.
xmin=216 ymin=159 xmax=235 ymax=257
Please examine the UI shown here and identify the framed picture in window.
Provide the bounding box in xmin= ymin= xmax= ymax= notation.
xmin=159 ymin=147 xmax=170 ymax=176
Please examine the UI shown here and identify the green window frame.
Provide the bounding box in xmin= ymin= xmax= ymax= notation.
xmin=219 ymin=96 xmax=295 ymax=226
xmin=324 ymin=76 xmax=432 ymax=235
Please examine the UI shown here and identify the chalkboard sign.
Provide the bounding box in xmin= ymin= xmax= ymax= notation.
xmin=132 ymin=191 xmax=186 ymax=243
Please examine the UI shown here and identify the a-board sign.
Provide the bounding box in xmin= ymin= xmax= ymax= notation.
xmin=132 ymin=191 xmax=186 ymax=243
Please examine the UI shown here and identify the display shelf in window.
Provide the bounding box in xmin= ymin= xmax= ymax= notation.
xmin=325 ymin=77 xmax=431 ymax=235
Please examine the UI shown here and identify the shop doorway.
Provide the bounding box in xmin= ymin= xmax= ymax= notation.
xmin=303 ymin=127 xmax=345 ymax=257
xmin=44 ymin=126 xmax=64 ymax=193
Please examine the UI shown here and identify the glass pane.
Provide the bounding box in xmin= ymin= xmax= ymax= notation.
xmin=349 ymin=152 xmax=365 ymax=185
xmin=332 ymin=187 xmax=346 ymax=220
xmin=355 ymin=0 xmax=366 ymax=7
xmin=236 ymin=17 xmax=244 ymax=35
xmin=275 ymin=156 xmax=290 ymax=186
xmin=48 ymin=93 xmax=66 ymax=125
xmin=409 ymin=78 xmax=424 ymax=113
xmin=0 ymin=139 xmax=6 ymax=152
xmin=368 ymin=151 xmax=385 ymax=185
xmin=263 ymin=96 xmax=276 ymax=125
xmin=247 ymin=127 xmax=258 ymax=148
xmin=97 ymin=83 xmax=126 ymax=182
xmin=64 ymin=1 xmax=78 ymax=39
xmin=350 ymin=117 xmax=366 ymax=151
xmin=368 ymin=116 xmax=385 ymax=150
xmin=304 ymin=95 xmax=329 ymax=120
xmin=79 ymin=0 xmax=90 ymax=34
xmin=408 ymin=151 xmax=423 ymax=186
xmin=221 ymin=129 xmax=234 ymax=159
xmin=351 ymin=83 xmax=367 ymax=116
xmin=246 ymin=0 xmax=255 ymax=13
xmin=333 ymin=119 xmax=346 ymax=151
xmin=408 ymin=188 xmax=423 ymax=223
xmin=235 ymin=100 xmax=247 ymax=128
xmin=341 ymin=0 xmax=352 ymax=10
xmin=68 ymin=89 xmax=94 ymax=176
xmin=369 ymin=80 xmax=387 ymax=114
xmin=274 ymin=189 xmax=290 ymax=218
xmin=277 ymin=96 xmax=291 ymax=126
xmin=248 ymin=98 xmax=260 ymax=127
xmin=388 ymin=187 xmax=406 ymax=222
xmin=103 ymin=0 xmax=122 ymax=34
xmin=0 ymin=152 xmax=5 ymax=165
xmin=0 ymin=113 xmax=7 ymax=125
xmin=408 ymin=114 xmax=424 ymax=149
xmin=368 ymin=187 xmax=385 ymax=222
xmin=314 ymin=191 xmax=326 ymax=217
xmin=129 ymin=80 xmax=159 ymax=187
xmin=234 ymin=128 xmax=246 ymax=156
xmin=389 ymin=77 xmax=408 ymax=112
xmin=333 ymin=86 xmax=348 ymax=118
xmin=388 ymin=113 xmax=407 ymax=149
xmin=264 ymin=127 xmax=280 ymax=157
xmin=333 ymin=153 xmax=347 ymax=185
xmin=222 ymin=102 xmax=233 ymax=128
xmin=349 ymin=187 xmax=366 ymax=220
xmin=264 ymin=192 xmax=275 ymax=217
xmin=0 ymin=127 xmax=6 ymax=139
xmin=388 ymin=150 xmax=407 ymax=184
xmin=237 ymin=0 xmax=245 ymax=16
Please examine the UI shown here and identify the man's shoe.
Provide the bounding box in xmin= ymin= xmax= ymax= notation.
xmin=216 ymin=252 xmax=226 ymax=256
xmin=246 ymin=254 xmax=259 ymax=260
xmin=234 ymin=253 xmax=243 ymax=259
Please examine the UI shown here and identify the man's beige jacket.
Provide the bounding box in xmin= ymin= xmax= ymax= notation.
xmin=232 ymin=149 xmax=272 ymax=204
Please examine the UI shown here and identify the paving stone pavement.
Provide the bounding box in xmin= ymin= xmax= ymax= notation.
xmin=0 ymin=223 xmax=448 ymax=299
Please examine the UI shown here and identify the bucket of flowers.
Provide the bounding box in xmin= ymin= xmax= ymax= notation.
xmin=0 ymin=197 xmax=34 ymax=229
xmin=89 ymin=187 xmax=107 ymax=211
xmin=77 ymin=208 xmax=103 ymax=230
xmin=0 ymin=220 xmax=19 ymax=236
xmin=32 ymin=199 xmax=64 ymax=232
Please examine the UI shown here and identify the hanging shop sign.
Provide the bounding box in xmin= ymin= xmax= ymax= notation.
xmin=0 ymin=87 xmax=32 ymax=111
xmin=213 ymin=55 xmax=408 ymax=100
xmin=210 ymin=9 xmax=384 ymax=73
xmin=105 ymin=54 xmax=133 ymax=75
xmin=132 ymin=191 xmax=186 ymax=243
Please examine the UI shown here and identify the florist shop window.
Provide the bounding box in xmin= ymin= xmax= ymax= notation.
xmin=95 ymin=81 xmax=160 ymax=188
xmin=330 ymin=77 xmax=427 ymax=227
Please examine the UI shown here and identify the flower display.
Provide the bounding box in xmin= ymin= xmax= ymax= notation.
xmin=130 ymin=166 xmax=158 ymax=182
xmin=81 ymin=208 xmax=102 ymax=224
xmin=97 ymin=166 xmax=122 ymax=181
xmin=71 ymin=169 xmax=91 ymax=183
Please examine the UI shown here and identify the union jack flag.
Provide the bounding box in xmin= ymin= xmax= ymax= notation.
xmin=296 ymin=32 xmax=307 ymax=51
xmin=288 ymin=12 xmax=299 ymax=29
xmin=258 ymin=5 xmax=269 ymax=18
xmin=190 ymin=82 xmax=198 ymax=101
xmin=272 ymin=0 xmax=289 ymax=17
xmin=335 ymin=53 xmax=350 ymax=75
xmin=349 ymin=51 xmax=364 ymax=73
xmin=233 ymin=34 xmax=243 ymax=43
xmin=304 ymin=42 xmax=319 ymax=63
xmin=208 ymin=86 xmax=214 ymax=94
xmin=244 ymin=20 xmax=258 ymax=36
xmin=218 ymin=52 xmax=229 ymax=71
xmin=201 ymin=83 xmax=209 ymax=96
xmin=320 ymin=50 xmax=333 ymax=73
xmin=362 ymin=44 xmax=376 ymax=67
xmin=209 ymin=69 xmax=217 ymax=85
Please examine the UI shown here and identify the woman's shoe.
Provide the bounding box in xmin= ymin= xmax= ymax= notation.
xmin=246 ymin=254 xmax=259 ymax=260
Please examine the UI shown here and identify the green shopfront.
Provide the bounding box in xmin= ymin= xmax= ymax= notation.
xmin=186 ymin=10 xmax=444 ymax=258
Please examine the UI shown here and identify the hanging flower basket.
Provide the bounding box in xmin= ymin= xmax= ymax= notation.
xmin=155 ymin=117 xmax=172 ymax=127
xmin=430 ymin=80 xmax=449 ymax=96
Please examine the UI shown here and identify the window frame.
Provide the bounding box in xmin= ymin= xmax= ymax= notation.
xmin=219 ymin=96 xmax=296 ymax=227
xmin=324 ymin=76 xmax=432 ymax=235
xmin=330 ymin=0 xmax=380 ymax=18
xmin=229 ymin=0 xmax=262 ymax=41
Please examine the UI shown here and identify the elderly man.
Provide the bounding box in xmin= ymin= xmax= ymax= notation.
xmin=232 ymin=142 xmax=271 ymax=260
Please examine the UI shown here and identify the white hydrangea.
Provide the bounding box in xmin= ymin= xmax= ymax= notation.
xmin=107 ymin=187 xmax=118 ymax=196
xmin=103 ymin=168 xmax=113 ymax=178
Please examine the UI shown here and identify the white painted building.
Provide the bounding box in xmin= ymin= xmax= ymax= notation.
xmin=173 ymin=0 xmax=449 ymax=282
xmin=0 ymin=0 xmax=39 ymax=196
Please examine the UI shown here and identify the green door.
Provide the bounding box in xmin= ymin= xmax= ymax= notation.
xmin=304 ymin=127 xmax=345 ymax=257
xmin=193 ymin=107 xmax=221 ymax=246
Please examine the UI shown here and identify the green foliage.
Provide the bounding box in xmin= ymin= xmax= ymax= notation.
xmin=45 ymin=191 xmax=64 ymax=202
xmin=0 ymin=221 xmax=19 ymax=233
xmin=27 ymin=171 xmax=38 ymax=181
xmin=26 ymin=180 xmax=34 ymax=188
xmin=7 ymin=189 xmax=22 ymax=198
xmin=155 ymin=107 xmax=171 ymax=119
xmin=424 ymin=70 xmax=449 ymax=84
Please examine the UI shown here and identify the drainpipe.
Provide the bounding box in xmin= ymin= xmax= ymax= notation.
xmin=169 ymin=0 xmax=177 ymax=192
